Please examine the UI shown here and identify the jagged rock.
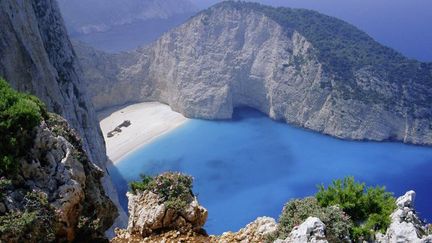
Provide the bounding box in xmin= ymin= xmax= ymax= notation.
xmin=377 ymin=191 xmax=432 ymax=243
xmin=126 ymin=190 xmax=207 ymax=238
xmin=275 ymin=217 xmax=328 ymax=243
xmin=396 ymin=190 xmax=415 ymax=208
xmin=0 ymin=114 xmax=117 ymax=242
xmin=219 ymin=216 xmax=277 ymax=243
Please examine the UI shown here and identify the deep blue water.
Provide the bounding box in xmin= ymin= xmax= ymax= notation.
xmin=110 ymin=108 xmax=432 ymax=234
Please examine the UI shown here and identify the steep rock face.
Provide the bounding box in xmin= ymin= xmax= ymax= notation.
xmin=81 ymin=2 xmax=432 ymax=145
xmin=0 ymin=0 xmax=104 ymax=169
xmin=0 ymin=0 xmax=127 ymax=231
xmin=0 ymin=114 xmax=116 ymax=242
xmin=73 ymin=41 xmax=140 ymax=111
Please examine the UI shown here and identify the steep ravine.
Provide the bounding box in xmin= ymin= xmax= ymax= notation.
xmin=0 ymin=0 xmax=127 ymax=232
xmin=78 ymin=2 xmax=432 ymax=146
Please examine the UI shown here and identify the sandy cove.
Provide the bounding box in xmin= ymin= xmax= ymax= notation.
xmin=99 ymin=102 xmax=189 ymax=163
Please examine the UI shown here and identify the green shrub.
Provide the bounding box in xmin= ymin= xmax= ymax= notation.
xmin=130 ymin=174 xmax=154 ymax=194
xmin=0 ymin=211 xmax=38 ymax=239
xmin=130 ymin=172 xmax=194 ymax=211
xmin=0 ymin=78 xmax=47 ymax=176
xmin=268 ymin=197 xmax=352 ymax=242
xmin=316 ymin=177 xmax=395 ymax=241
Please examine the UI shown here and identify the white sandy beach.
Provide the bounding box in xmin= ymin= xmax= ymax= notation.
xmin=99 ymin=102 xmax=189 ymax=163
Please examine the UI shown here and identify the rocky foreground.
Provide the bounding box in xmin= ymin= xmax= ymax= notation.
xmin=112 ymin=175 xmax=432 ymax=243
xmin=0 ymin=114 xmax=117 ymax=242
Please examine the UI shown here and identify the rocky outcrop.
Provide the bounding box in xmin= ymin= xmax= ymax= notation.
xmin=274 ymin=217 xmax=328 ymax=243
xmin=0 ymin=114 xmax=116 ymax=242
xmin=376 ymin=191 xmax=432 ymax=243
xmin=125 ymin=190 xmax=207 ymax=238
xmin=219 ymin=216 xmax=278 ymax=243
xmin=80 ymin=2 xmax=432 ymax=145
xmin=0 ymin=0 xmax=127 ymax=230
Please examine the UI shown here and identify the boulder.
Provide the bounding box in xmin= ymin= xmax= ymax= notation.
xmin=275 ymin=217 xmax=328 ymax=243
xmin=126 ymin=190 xmax=207 ymax=238
xmin=219 ymin=216 xmax=277 ymax=243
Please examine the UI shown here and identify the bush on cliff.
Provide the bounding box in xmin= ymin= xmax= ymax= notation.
xmin=0 ymin=78 xmax=47 ymax=176
xmin=316 ymin=176 xmax=396 ymax=241
xmin=130 ymin=172 xmax=194 ymax=211
xmin=267 ymin=197 xmax=352 ymax=242
xmin=268 ymin=177 xmax=395 ymax=242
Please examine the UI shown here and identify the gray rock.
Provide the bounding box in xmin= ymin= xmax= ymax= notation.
xmin=1 ymin=116 xmax=117 ymax=241
xmin=126 ymin=190 xmax=207 ymax=238
xmin=219 ymin=216 xmax=277 ymax=243
xmin=377 ymin=191 xmax=432 ymax=243
xmin=276 ymin=217 xmax=328 ymax=243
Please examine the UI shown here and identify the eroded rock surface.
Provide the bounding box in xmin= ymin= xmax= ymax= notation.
xmin=126 ymin=190 xmax=207 ymax=238
xmin=275 ymin=217 xmax=328 ymax=243
xmin=377 ymin=191 xmax=432 ymax=243
xmin=219 ymin=216 xmax=278 ymax=243
xmin=0 ymin=114 xmax=117 ymax=242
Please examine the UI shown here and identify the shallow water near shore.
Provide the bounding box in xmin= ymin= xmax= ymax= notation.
xmin=110 ymin=108 xmax=432 ymax=234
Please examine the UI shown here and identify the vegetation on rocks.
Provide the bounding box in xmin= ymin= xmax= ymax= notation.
xmin=0 ymin=191 xmax=59 ymax=242
xmin=267 ymin=197 xmax=352 ymax=242
xmin=316 ymin=177 xmax=396 ymax=241
xmin=0 ymin=79 xmax=117 ymax=241
xmin=268 ymin=177 xmax=395 ymax=242
xmin=0 ymin=78 xmax=47 ymax=176
xmin=130 ymin=172 xmax=194 ymax=210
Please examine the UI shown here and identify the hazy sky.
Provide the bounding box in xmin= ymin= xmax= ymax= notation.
xmin=190 ymin=0 xmax=432 ymax=61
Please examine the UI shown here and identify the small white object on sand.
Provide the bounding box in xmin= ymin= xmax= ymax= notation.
xmin=99 ymin=102 xmax=189 ymax=163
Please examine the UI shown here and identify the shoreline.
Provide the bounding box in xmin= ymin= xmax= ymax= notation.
xmin=99 ymin=102 xmax=189 ymax=164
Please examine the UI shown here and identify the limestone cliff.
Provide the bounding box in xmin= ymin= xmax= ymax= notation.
xmin=80 ymin=1 xmax=432 ymax=145
xmin=73 ymin=41 xmax=140 ymax=111
xmin=0 ymin=0 xmax=127 ymax=230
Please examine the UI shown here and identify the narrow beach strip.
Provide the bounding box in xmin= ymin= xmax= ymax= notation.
xmin=99 ymin=102 xmax=189 ymax=163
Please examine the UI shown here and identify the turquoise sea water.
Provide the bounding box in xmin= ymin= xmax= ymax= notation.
xmin=109 ymin=108 xmax=432 ymax=234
